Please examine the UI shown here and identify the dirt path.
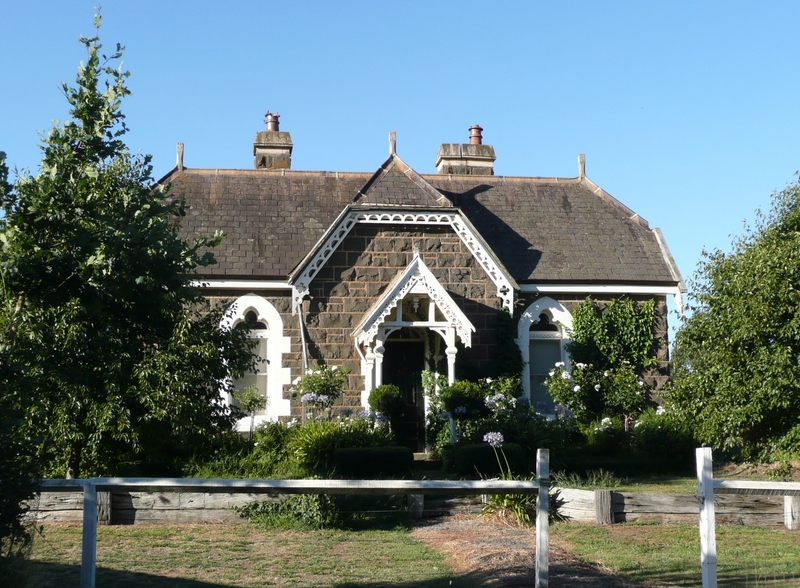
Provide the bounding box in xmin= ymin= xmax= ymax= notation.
xmin=410 ymin=515 xmax=648 ymax=588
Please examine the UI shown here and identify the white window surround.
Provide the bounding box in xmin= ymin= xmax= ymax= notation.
xmin=289 ymin=209 xmax=517 ymax=314
xmin=219 ymin=294 xmax=292 ymax=430
xmin=517 ymin=297 xmax=573 ymax=401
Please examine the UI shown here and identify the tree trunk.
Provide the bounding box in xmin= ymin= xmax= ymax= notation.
xmin=66 ymin=440 xmax=83 ymax=479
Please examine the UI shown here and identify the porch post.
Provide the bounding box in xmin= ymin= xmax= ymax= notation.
xmin=374 ymin=342 xmax=385 ymax=387
xmin=445 ymin=327 xmax=457 ymax=386
xmin=362 ymin=347 xmax=375 ymax=407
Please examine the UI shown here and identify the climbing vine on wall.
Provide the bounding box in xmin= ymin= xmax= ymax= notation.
xmin=546 ymin=297 xmax=660 ymax=424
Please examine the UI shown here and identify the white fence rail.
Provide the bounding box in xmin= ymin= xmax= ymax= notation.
xmin=40 ymin=448 xmax=550 ymax=588
xmin=696 ymin=447 xmax=800 ymax=588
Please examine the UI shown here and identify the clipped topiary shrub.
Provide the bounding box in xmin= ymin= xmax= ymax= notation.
xmin=368 ymin=384 xmax=405 ymax=419
xmin=439 ymin=381 xmax=488 ymax=420
xmin=333 ymin=446 xmax=414 ymax=478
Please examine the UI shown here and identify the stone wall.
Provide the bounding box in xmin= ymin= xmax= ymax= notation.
xmin=303 ymin=224 xmax=504 ymax=414
xmin=204 ymin=236 xmax=672 ymax=419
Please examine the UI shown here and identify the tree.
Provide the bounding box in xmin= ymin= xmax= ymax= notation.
xmin=0 ymin=152 xmax=41 ymax=573
xmin=0 ymin=16 xmax=256 ymax=479
xmin=667 ymin=180 xmax=800 ymax=459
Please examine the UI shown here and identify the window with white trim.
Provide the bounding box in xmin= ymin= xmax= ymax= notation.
xmin=220 ymin=294 xmax=292 ymax=429
xmin=517 ymin=297 xmax=573 ymax=408
xmin=232 ymin=310 xmax=269 ymax=413
xmin=528 ymin=313 xmax=563 ymax=407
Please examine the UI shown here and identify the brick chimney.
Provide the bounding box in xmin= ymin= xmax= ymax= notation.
xmin=254 ymin=112 xmax=293 ymax=169
xmin=435 ymin=124 xmax=496 ymax=175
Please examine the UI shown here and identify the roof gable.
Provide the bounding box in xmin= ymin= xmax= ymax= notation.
xmin=352 ymin=252 xmax=475 ymax=347
xmin=353 ymin=146 xmax=451 ymax=208
xmin=289 ymin=207 xmax=517 ymax=313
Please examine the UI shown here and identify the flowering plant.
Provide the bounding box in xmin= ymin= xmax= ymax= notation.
xmin=299 ymin=393 xmax=331 ymax=408
xmin=544 ymin=362 xmax=649 ymax=425
xmin=480 ymin=431 xmax=537 ymax=526
xmin=290 ymin=364 xmax=348 ymax=406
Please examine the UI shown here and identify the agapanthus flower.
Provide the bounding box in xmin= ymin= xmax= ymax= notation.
xmin=454 ymin=406 xmax=468 ymax=416
xmin=483 ymin=431 xmax=504 ymax=448
xmin=554 ymin=404 xmax=573 ymax=418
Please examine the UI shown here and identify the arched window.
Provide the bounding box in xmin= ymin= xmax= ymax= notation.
xmin=220 ymin=294 xmax=291 ymax=430
xmin=517 ymin=298 xmax=573 ymax=410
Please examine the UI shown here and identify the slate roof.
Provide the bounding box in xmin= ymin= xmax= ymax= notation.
xmin=166 ymin=166 xmax=678 ymax=285
xmin=354 ymin=153 xmax=451 ymax=208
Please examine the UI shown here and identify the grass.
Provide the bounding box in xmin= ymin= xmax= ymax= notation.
xmin=553 ymin=521 xmax=800 ymax=587
xmin=21 ymin=519 xmax=800 ymax=587
xmin=22 ymin=523 xmax=467 ymax=587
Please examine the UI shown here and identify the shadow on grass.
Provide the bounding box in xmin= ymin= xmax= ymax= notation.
xmin=19 ymin=560 xmax=475 ymax=588
xmin=23 ymin=551 xmax=751 ymax=588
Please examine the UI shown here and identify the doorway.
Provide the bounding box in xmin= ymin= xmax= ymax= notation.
xmin=382 ymin=331 xmax=426 ymax=452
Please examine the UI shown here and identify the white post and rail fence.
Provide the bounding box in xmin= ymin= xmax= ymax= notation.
xmin=39 ymin=448 xmax=552 ymax=588
xmin=696 ymin=447 xmax=800 ymax=588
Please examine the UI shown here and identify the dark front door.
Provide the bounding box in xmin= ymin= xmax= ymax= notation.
xmin=382 ymin=337 xmax=426 ymax=452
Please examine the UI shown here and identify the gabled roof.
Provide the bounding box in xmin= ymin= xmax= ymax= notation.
xmin=353 ymin=150 xmax=451 ymax=208
xmin=287 ymin=205 xmax=518 ymax=313
xmin=352 ymin=252 xmax=475 ymax=347
xmin=167 ymin=159 xmax=679 ymax=287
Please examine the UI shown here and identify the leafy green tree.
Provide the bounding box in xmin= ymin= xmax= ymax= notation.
xmin=0 ymin=17 xmax=256 ymax=479
xmin=667 ymin=180 xmax=800 ymax=459
xmin=0 ymin=153 xmax=41 ymax=573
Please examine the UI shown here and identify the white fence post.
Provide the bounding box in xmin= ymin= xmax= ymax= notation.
xmin=81 ymin=480 xmax=97 ymax=588
xmin=536 ymin=448 xmax=549 ymax=588
xmin=696 ymin=447 xmax=717 ymax=588
xmin=785 ymin=495 xmax=800 ymax=531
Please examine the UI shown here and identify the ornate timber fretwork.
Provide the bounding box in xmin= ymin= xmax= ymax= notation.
xmin=290 ymin=208 xmax=517 ymax=313
xmin=352 ymin=253 xmax=475 ymax=348
xmin=448 ymin=214 xmax=515 ymax=310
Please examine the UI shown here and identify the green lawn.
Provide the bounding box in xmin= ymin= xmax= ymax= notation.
xmin=23 ymin=523 xmax=468 ymax=587
xmin=553 ymin=521 xmax=800 ymax=587
xmin=19 ymin=519 xmax=800 ymax=587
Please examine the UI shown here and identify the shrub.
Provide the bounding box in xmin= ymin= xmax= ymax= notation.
xmin=290 ymin=364 xmax=348 ymax=408
xmin=286 ymin=416 xmax=394 ymax=475
xmin=368 ymin=384 xmax=405 ymax=420
xmin=333 ymin=446 xmax=413 ymax=478
xmin=632 ymin=408 xmax=695 ymax=465
xmin=452 ymin=442 xmax=527 ymax=476
xmin=439 ymin=381 xmax=488 ymax=420
xmin=236 ymin=493 xmax=340 ymax=530
xmin=545 ymin=363 xmax=649 ymax=425
xmin=584 ymin=418 xmax=629 ymax=454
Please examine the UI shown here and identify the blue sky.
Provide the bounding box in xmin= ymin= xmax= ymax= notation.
xmin=2 ymin=1 xmax=799 ymax=333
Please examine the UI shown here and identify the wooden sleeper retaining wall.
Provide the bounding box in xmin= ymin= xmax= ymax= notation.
xmin=28 ymin=488 xmax=793 ymax=528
